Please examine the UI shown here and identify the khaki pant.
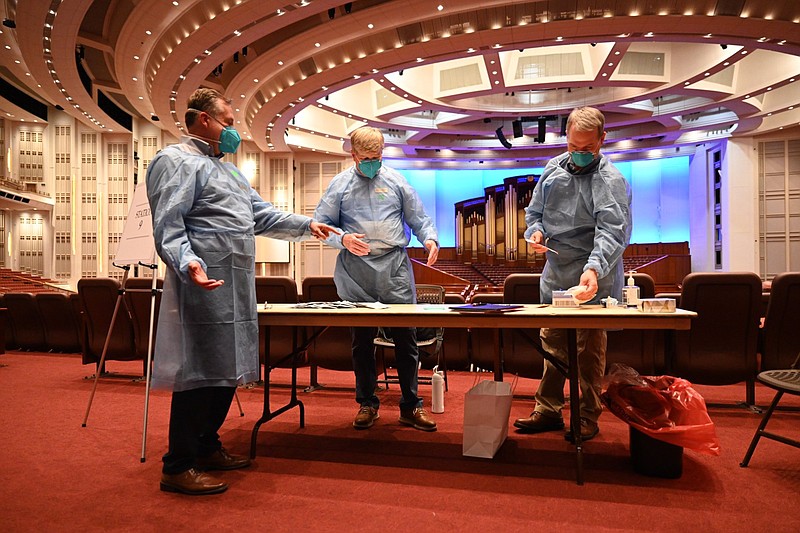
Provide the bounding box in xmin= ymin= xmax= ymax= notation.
xmin=533 ymin=328 xmax=607 ymax=423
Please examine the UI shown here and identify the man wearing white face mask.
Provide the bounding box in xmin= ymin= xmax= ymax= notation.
xmin=147 ymin=88 xmax=337 ymax=495
xmin=314 ymin=126 xmax=440 ymax=432
xmin=514 ymin=106 xmax=632 ymax=442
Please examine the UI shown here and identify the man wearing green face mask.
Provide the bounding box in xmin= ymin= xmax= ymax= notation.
xmin=315 ymin=126 xmax=440 ymax=432
xmin=147 ymin=88 xmax=338 ymax=495
xmin=514 ymin=106 xmax=632 ymax=443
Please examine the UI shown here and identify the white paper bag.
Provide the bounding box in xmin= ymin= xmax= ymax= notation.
xmin=462 ymin=380 xmax=513 ymax=458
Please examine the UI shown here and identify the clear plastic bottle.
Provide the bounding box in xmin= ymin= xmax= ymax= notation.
xmin=431 ymin=365 xmax=445 ymax=413
xmin=622 ymin=271 xmax=640 ymax=308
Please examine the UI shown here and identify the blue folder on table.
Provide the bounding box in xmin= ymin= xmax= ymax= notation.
xmin=451 ymin=303 xmax=524 ymax=313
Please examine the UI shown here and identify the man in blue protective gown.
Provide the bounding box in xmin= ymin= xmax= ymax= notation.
xmin=314 ymin=126 xmax=440 ymax=432
xmin=147 ymin=88 xmax=337 ymax=495
xmin=513 ymin=106 xmax=632 ymax=442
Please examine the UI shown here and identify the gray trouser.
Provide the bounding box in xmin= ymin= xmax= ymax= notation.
xmin=533 ymin=328 xmax=607 ymax=423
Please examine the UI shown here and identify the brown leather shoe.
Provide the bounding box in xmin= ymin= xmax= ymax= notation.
xmin=565 ymin=418 xmax=600 ymax=442
xmin=196 ymin=448 xmax=251 ymax=471
xmin=353 ymin=405 xmax=380 ymax=429
xmin=513 ymin=411 xmax=565 ymax=433
xmin=399 ymin=407 xmax=437 ymax=432
xmin=160 ymin=468 xmax=228 ymax=495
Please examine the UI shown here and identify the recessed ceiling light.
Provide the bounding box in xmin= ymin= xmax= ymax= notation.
xmin=145 ymin=30 xmax=151 ymax=35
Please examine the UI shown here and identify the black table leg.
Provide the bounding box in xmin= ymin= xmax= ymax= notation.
xmin=566 ymin=328 xmax=583 ymax=485
xmin=250 ymin=325 xmax=329 ymax=458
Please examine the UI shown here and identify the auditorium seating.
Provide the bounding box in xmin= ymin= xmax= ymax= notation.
xmin=2 ymin=293 xmax=47 ymax=351
xmin=76 ymin=278 xmax=140 ymax=373
xmin=501 ymin=274 xmax=545 ymax=379
xmin=668 ymin=271 xmax=762 ymax=408
xmin=606 ymin=273 xmax=662 ymax=374
xmin=35 ymin=293 xmax=81 ymax=353
xmin=255 ymin=276 xmax=302 ymax=370
xmin=442 ymin=293 xmax=470 ymax=371
xmin=758 ymin=271 xmax=800 ymax=373
xmin=301 ymin=276 xmax=354 ymax=388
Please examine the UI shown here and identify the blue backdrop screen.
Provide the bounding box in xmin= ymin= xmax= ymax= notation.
xmin=399 ymin=156 xmax=690 ymax=248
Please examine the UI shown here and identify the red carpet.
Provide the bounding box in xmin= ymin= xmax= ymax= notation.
xmin=1 ymin=351 xmax=798 ymax=532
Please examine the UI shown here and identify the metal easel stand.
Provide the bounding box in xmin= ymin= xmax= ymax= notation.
xmin=82 ymin=263 xmax=134 ymax=430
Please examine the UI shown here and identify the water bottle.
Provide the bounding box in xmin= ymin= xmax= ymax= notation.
xmin=431 ymin=365 xmax=445 ymax=413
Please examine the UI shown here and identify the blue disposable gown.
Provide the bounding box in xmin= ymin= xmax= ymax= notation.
xmin=314 ymin=165 xmax=438 ymax=304
xmin=146 ymin=137 xmax=312 ymax=391
xmin=525 ymin=153 xmax=632 ymax=304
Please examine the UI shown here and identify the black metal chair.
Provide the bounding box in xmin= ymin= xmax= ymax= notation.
xmin=740 ymin=351 xmax=800 ymax=467
xmin=375 ymin=284 xmax=448 ymax=390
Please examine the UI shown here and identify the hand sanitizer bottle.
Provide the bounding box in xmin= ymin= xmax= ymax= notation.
xmin=622 ymin=271 xmax=640 ymax=308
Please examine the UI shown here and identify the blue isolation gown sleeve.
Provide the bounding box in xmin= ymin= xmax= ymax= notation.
xmin=248 ymin=184 xmax=312 ymax=240
xmin=313 ymin=172 xmax=348 ymax=250
xmin=146 ymin=149 xmax=206 ymax=284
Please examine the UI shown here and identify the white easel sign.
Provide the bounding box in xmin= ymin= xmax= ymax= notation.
xmin=115 ymin=184 xmax=156 ymax=265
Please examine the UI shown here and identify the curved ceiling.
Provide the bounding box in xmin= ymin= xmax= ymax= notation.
xmin=2 ymin=0 xmax=799 ymax=168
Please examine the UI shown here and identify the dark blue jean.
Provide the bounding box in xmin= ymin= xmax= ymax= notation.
xmin=351 ymin=326 xmax=422 ymax=411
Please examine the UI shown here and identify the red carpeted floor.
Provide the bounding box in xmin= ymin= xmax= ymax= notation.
xmin=1 ymin=351 xmax=798 ymax=532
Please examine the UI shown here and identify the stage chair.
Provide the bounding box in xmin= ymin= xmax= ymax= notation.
xmin=501 ymin=273 xmax=544 ymax=379
xmin=301 ymin=276 xmax=354 ymax=389
xmin=442 ymin=293 xmax=470 ymax=371
xmin=606 ymin=272 xmax=662 ymax=374
xmin=667 ymin=271 xmax=762 ymax=409
xmin=758 ymin=272 xmax=800 ymax=373
xmin=255 ymin=276 xmax=302 ymax=369
xmin=374 ymin=284 xmax=448 ymax=390
xmin=740 ymin=351 xmax=800 ymax=467
xmin=76 ymin=278 xmax=140 ymax=374
xmin=35 ymin=292 xmax=82 ymax=353
xmin=3 ymin=292 xmax=47 ymax=351
xmin=468 ymin=292 xmax=505 ymax=373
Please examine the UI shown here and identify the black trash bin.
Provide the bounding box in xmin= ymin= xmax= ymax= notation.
xmin=630 ymin=426 xmax=683 ymax=478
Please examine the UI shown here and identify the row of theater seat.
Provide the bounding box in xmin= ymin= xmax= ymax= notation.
xmin=3 ymin=272 xmax=798 ymax=410
xmin=257 ymin=272 xmax=800 ymax=410
xmin=463 ymin=271 xmax=800 ymax=408
xmin=0 ymin=278 xmax=163 ymax=375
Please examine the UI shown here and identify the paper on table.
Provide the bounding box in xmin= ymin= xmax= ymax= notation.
xmin=524 ymin=237 xmax=559 ymax=254
xmin=362 ymin=302 xmax=390 ymax=309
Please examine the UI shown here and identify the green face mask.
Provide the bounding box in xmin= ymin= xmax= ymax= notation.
xmin=217 ymin=126 xmax=241 ymax=154
xmin=357 ymin=158 xmax=382 ymax=179
xmin=570 ymin=150 xmax=596 ymax=168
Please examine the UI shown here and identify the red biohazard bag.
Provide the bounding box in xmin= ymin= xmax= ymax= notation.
xmin=601 ymin=363 xmax=721 ymax=455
